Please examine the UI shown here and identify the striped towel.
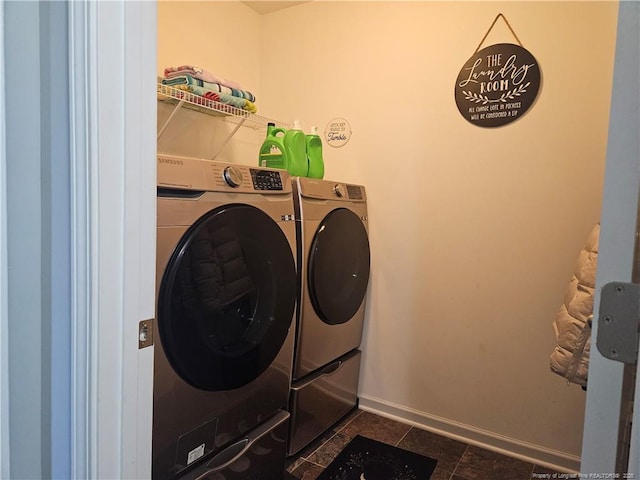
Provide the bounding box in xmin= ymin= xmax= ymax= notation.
xmin=164 ymin=65 xmax=243 ymax=90
xmin=162 ymin=74 xmax=256 ymax=102
xmin=173 ymin=85 xmax=257 ymax=113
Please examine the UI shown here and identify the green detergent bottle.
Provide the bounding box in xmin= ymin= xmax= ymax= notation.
xmin=306 ymin=126 xmax=324 ymax=179
xmin=283 ymin=120 xmax=309 ymax=177
xmin=259 ymin=122 xmax=288 ymax=170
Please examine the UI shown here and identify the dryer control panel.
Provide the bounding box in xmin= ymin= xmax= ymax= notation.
xmin=295 ymin=176 xmax=366 ymax=203
xmin=346 ymin=184 xmax=364 ymax=200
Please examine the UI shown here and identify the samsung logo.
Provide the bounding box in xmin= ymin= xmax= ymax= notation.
xmin=159 ymin=158 xmax=183 ymax=165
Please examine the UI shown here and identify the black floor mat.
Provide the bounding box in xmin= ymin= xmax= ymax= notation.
xmin=317 ymin=434 xmax=438 ymax=480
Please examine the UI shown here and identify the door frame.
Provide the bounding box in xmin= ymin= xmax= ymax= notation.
xmin=0 ymin=1 xmax=9 ymax=477
xmin=68 ymin=1 xmax=157 ymax=478
xmin=581 ymin=0 xmax=640 ymax=475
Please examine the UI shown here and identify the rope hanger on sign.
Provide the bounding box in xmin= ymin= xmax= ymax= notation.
xmin=474 ymin=13 xmax=523 ymax=54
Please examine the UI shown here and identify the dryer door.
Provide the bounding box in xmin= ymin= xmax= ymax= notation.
xmin=157 ymin=204 xmax=296 ymax=391
xmin=308 ymin=208 xmax=371 ymax=325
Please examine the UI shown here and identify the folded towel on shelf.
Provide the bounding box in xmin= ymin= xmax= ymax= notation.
xmin=173 ymin=84 xmax=257 ymax=113
xmin=221 ymin=95 xmax=256 ymax=113
xmin=168 ymin=85 xmax=214 ymax=107
xmin=202 ymin=91 xmax=220 ymax=102
xmin=164 ymin=64 xmax=243 ymax=90
xmin=162 ymin=71 xmax=256 ymax=102
xmin=199 ymin=88 xmax=257 ymax=113
xmin=202 ymin=91 xmax=258 ymax=113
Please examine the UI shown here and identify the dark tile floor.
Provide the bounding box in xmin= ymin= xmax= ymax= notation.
xmin=285 ymin=409 xmax=567 ymax=480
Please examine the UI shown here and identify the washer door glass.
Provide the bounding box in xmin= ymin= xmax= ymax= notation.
xmin=158 ymin=204 xmax=296 ymax=391
xmin=308 ymin=208 xmax=370 ymax=325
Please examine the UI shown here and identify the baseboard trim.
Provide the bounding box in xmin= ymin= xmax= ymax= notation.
xmin=358 ymin=394 xmax=581 ymax=473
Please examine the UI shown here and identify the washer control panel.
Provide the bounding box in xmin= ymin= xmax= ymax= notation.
xmin=157 ymin=154 xmax=290 ymax=194
xmin=250 ymin=169 xmax=284 ymax=191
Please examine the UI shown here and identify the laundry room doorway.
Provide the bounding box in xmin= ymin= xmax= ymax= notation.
xmin=134 ymin=1 xmax=640 ymax=476
xmin=2 ymin=2 xmax=639 ymax=479
xmin=113 ymin=1 xmax=640 ymax=475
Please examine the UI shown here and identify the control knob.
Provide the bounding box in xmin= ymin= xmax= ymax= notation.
xmin=223 ymin=166 xmax=243 ymax=188
xmin=333 ymin=184 xmax=345 ymax=198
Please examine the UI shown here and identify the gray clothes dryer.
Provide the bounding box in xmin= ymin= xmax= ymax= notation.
xmin=154 ymin=155 xmax=297 ymax=480
xmin=288 ymin=177 xmax=370 ymax=456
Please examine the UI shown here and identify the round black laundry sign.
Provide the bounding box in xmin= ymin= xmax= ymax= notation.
xmin=455 ymin=43 xmax=540 ymax=127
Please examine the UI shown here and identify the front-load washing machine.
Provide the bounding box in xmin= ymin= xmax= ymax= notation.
xmin=153 ymin=154 xmax=297 ymax=480
xmin=288 ymin=177 xmax=370 ymax=456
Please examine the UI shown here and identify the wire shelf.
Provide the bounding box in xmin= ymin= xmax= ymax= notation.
xmin=157 ymin=82 xmax=289 ymax=131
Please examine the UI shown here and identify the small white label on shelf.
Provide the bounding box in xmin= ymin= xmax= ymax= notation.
xmin=324 ymin=117 xmax=352 ymax=148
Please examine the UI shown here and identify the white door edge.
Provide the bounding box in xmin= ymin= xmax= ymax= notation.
xmin=68 ymin=1 xmax=156 ymax=478
xmin=0 ymin=1 xmax=10 ymax=477
xmin=581 ymin=0 xmax=640 ymax=475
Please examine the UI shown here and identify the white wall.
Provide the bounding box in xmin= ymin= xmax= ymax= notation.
xmin=157 ymin=1 xmax=265 ymax=163
xmin=157 ymin=0 xmax=619 ymax=470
